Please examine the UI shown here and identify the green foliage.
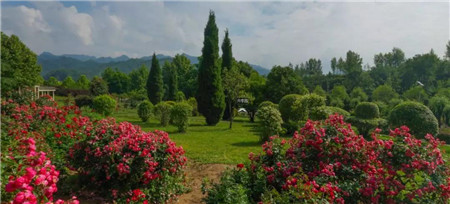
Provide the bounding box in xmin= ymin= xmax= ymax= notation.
xmin=128 ymin=65 xmax=148 ymax=92
xmin=309 ymin=106 xmax=350 ymax=121
xmin=154 ymin=102 xmax=172 ymax=126
xmin=102 ymin=67 xmax=131 ymax=94
xmin=76 ymin=75 xmax=90 ymax=90
xmin=172 ymin=54 xmax=196 ymax=98
xmin=389 ymin=101 xmax=439 ymax=138
xmin=312 ymin=85 xmax=326 ymax=97
xmin=74 ymin=95 xmax=93 ymax=108
xmin=428 ymin=96 xmax=449 ymax=126
xmin=147 ymin=53 xmax=164 ymax=105
xmin=163 ymin=61 xmax=178 ymax=101
xmin=223 ymin=66 xmax=249 ymax=127
xmin=202 ymin=169 xmax=250 ymax=204
xmin=62 ymin=76 xmax=77 ymax=89
xmin=329 ymin=85 xmax=349 ymax=109
xmin=278 ymin=94 xmax=303 ymax=123
xmin=258 ymin=101 xmax=277 ymax=110
xmin=444 ymin=105 xmax=450 ymax=126
xmin=372 ymin=84 xmax=398 ymax=103
xmin=187 ymin=97 xmax=199 ymax=116
xmin=196 ymin=11 xmax=225 ymax=126
xmin=170 ymin=102 xmax=193 ymax=132
xmin=125 ymin=89 xmax=147 ymax=108
xmin=89 ymin=76 xmax=109 ymax=96
xmin=175 ymin=91 xmax=186 ymax=102
xmin=137 ymin=100 xmax=153 ymax=122
xmin=265 ymin=66 xmax=308 ymax=103
xmin=244 ymin=72 xmax=267 ymax=122
xmin=292 ymin=94 xmax=326 ymax=121
xmin=45 ymin=77 xmax=62 ymax=87
xmin=403 ymin=86 xmax=429 ymax=104
xmin=221 ymin=29 xmax=233 ymax=71
xmin=221 ymin=29 xmax=234 ymax=121
xmin=399 ymin=52 xmax=440 ymax=93
xmin=93 ymin=94 xmax=117 ymax=116
xmin=349 ymin=87 xmax=368 ymax=108
xmin=256 ymin=106 xmax=283 ymax=141
xmin=355 ymin=102 xmax=379 ymax=119
xmin=347 ymin=117 xmax=387 ymax=137
xmin=1 ymin=32 xmax=42 ymax=93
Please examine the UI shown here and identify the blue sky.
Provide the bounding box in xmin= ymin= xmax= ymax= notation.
xmin=2 ymin=1 xmax=449 ymax=72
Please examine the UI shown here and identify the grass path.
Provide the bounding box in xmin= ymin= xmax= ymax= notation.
xmin=112 ymin=109 xmax=262 ymax=164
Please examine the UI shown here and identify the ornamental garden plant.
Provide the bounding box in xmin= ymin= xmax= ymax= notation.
xmin=1 ymin=96 xmax=187 ymax=203
xmin=203 ymin=114 xmax=450 ymax=203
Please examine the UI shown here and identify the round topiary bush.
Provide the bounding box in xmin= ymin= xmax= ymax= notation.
xmin=292 ymin=94 xmax=326 ymax=121
xmin=278 ymin=94 xmax=302 ymax=123
xmin=187 ymin=97 xmax=199 ymax=116
xmin=137 ymin=100 xmax=153 ymax=122
xmin=256 ymin=106 xmax=283 ymax=142
xmin=389 ymin=101 xmax=439 ymax=138
xmin=69 ymin=119 xmax=187 ymax=203
xmin=258 ymin=101 xmax=277 ymax=110
xmin=75 ymin=95 xmax=93 ymax=108
xmin=170 ymin=102 xmax=193 ymax=132
xmin=93 ymin=94 xmax=116 ymax=116
xmin=154 ymin=102 xmax=172 ymax=126
xmin=355 ymin=102 xmax=380 ymax=119
xmin=310 ymin=106 xmax=350 ymax=121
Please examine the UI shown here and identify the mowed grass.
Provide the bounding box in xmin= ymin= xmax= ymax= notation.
xmin=112 ymin=108 xmax=262 ymax=164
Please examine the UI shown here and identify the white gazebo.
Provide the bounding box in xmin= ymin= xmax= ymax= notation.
xmin=34 ymin=85 xmax=56 ymax=100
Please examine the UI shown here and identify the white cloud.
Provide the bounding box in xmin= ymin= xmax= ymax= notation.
xmin=1 ymin=2 xmax=448 ymax=72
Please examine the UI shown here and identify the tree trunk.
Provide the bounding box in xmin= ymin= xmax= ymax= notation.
xmin=229 ymin=100 xmax=233 ymax=129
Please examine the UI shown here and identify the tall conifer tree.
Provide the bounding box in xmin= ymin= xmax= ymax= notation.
xmin=147 ymin=53 xmax=164 ymax=104
xmin=196 ymin=11 xmax=225 ymax=125
xmin=221 ymin=29 xmax=234 ymax=120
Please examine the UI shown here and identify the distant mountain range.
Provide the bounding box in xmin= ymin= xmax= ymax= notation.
xmin=38 ymin=52 xmax=270 ymax=80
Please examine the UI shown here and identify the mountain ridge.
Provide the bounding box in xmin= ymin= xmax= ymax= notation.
xmin=38 ymin=52 xmax=270 ymax=80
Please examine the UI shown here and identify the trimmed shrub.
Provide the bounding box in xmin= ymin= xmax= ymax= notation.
xmin=203 ymin=115 xmax=450 ymax=203
xmin=154 ymin=102 xmax=172 ymax=126
xmin=75 ymin=95 xmax=93 ymax=108
xmin=355 ymin=102 xmax=379 ymax=119
xmin=256 ymin=106 xmax=283 ymax=142
xmin=187 ymin=97 xmax=199 ymax=116
xmin=175 ymin=91 xmax=186 ymax=102
xmin=292 ymin=94 xmax=326 ymax=122
xmin=93 ymin=94 xmax=117 ymax=116
xmin=69 ymin=119 xmax=187 ymax=203
xmin=347 ymin=117 xmax=387 ymax=137
xmin=310 ymin=106 xmax=350 ymax=121
xmin=137 ymin=100 xmax=153 ymax=122
xmin=258 ymin=101 xmax=277 ymax=110
xmin=278 ymin=94 xmax=302 ymax=123
xmin=389 ymin=101 xmax=439 ymax=138
xmin=170 ymin=102 xmax=193 ymax=132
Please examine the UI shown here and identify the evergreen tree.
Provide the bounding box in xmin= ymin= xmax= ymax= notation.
xmin=196 ymin=11 xmax=225 ymax=125
xmin=147 ymin=53 xmax=164 ymax=105
xmin=221 ymin=29 xmax=234 ymax=120
xmin=167 ymin=62 xmax=178 ymax=101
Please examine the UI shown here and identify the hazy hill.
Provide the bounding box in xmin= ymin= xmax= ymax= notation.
xmin=38 ymin=52 xmax=270 ymax=80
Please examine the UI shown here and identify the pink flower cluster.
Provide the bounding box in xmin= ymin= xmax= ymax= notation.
xmin=247 ymin=114 xmax=450 ymax=203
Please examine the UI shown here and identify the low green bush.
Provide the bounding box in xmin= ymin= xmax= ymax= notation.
xmin=187 ymin=97 xmax=199 ymax=116
xmin=292 ymin=94 xmax=326 ymax=122
xmin=258 ymin=101 xmax=277 ymax=110
xmin=347 ymin=117 xmax=387 ymax=137
xmin=170 ymin=102 xmax=192 ymax=132
xmin=256 ymin=106 xmax=283 ymax=142
xmin=137 ymin=100 xmax=153 ymax=122
xmin=355 ymin=102 xmax=380 ymax=119
xmin=278 ymin=94 xmax=302 ymax=123
xmin=93 ymin=94 xmax=116 ymax=116
xmin=154 ymin=102 xmax=172 ymax=126
xmin=389 ymin=101 xmax=439 ymax=138
xmin=310 ymin=106 xmax=350 ymax=121
xmin=75 ymin=95 xmax=93 ymax=108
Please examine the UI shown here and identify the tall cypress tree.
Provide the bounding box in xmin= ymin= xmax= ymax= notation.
xmin=196 ymin=11 xmax=225 ymax=125
xmin=147 ymin=53 xmax=164 ymax=105
xmin=167 ymin=62 xmax=178 ymax=101
xmin=221 ymin=29 xmax=234 ymax=120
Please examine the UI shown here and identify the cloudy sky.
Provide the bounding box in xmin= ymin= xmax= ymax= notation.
xmin=1 ymin=1 xmax=449 ymax=72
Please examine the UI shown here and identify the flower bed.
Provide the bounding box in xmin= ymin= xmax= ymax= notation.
xmin=203 ymin=114 xmax=450 ymax=203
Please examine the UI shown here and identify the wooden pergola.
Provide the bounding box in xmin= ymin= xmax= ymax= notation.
xmin=34 ymin=85 xmax=56 ymax=100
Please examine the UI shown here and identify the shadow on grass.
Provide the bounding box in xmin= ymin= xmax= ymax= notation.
xmin=231 ymin=141 xmax=261 ymax=147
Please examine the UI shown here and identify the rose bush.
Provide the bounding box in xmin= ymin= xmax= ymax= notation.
xmin=68 ymin=118 xmax=188 ymax=203
xmin=203 ymin=114 xmax=450 ymax=203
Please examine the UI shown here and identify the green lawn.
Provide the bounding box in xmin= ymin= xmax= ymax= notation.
xmin=112 ymin=108 xmax=262 ymax=164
